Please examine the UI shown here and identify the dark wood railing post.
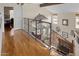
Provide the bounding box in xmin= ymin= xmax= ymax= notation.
xmin=49 ymin=23 xmax=52 ymax=50
xmin=28 ymin=18 xmax=29 ymax=33
xmin=36 ymin=20 xmax=37 ymax=36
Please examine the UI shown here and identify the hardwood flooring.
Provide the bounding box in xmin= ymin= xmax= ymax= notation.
xmin=1 ymin=26 xmax=14 ymax=56
xmin=1 ymin=26 xmax=50 ymax=56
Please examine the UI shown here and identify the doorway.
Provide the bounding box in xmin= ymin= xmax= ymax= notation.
xmin=4 ymin=7 xmax=14 ymax=32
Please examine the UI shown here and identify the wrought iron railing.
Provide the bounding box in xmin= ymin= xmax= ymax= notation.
xmin=22 ymin=18 xmax=75 ymax=56
xmin=22 ymin=18 xmax=52 ymax=49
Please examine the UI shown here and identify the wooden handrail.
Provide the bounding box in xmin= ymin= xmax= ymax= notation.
xmin=52 ymin=30 xmax=74 ymax=44
xmin=52 ymin=30 xmax=74 ymax=55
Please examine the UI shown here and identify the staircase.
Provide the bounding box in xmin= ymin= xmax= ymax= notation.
xmin=22 ymin=18 xmax=75 ymax=56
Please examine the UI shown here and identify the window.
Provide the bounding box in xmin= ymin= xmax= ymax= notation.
xmin=52 ymin=14 xmax=58 ymax=24
xmin=76 ymin=15 xmax=79 ymax=28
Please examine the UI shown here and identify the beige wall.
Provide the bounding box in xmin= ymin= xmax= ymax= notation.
xmin=52 ymin=13 xmax=76 ymax=42
xmin=22 ymin=3 xmax=51 ymax=21
xmin=52 ymin=13 xmax=79 ymax=55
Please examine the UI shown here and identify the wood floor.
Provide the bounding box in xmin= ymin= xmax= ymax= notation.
xmin=1 ymin=26 xmax=14 ymax=56
xmin=1 ymin=26 xmax=50 ymax=56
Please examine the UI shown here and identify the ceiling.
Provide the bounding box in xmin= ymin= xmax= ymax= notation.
xmin=44 ymin=3 xmax=79 ymax=13
xmin=40 ymin=3 xmax=63 ymax=7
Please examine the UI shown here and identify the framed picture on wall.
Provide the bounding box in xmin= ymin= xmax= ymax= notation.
xmin=62 ymin=31 xmax=68 ymax=38
xmin=62 ymin=19 xmax=68 ymax=26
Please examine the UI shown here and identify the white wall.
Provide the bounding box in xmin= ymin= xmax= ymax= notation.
xmin=14 ymin=4 xmax=23 ymax=29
